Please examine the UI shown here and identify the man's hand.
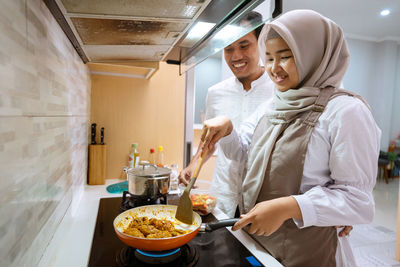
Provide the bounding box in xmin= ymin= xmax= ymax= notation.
xmin=335 ymin=225 xmax=353 ymax=237
xmin=232 ymin=197 xmax=302 ymax=236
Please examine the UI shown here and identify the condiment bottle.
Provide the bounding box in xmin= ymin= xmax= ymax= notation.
xmin=129 ymin=143 xmax=140 ymax=168
xmin=157 ymin=146 xmax=165 ymax=167
xmin=128 ymin=144 xmax=135 ymax=168
xmin=149 ymin=148 xmax=155 ymax=164
xmin=134 ymin=143 xmax=140 ymax=167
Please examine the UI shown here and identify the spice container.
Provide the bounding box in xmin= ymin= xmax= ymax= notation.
xmin=180 ymin=180 xmax=217 ymax=215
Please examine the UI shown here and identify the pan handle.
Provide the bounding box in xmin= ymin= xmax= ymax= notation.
xmin=199 ymin=218 xmax=240 ymax=232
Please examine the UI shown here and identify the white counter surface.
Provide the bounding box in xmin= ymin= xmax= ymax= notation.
xmin=38 ymin=179 xmax=282 ymax=267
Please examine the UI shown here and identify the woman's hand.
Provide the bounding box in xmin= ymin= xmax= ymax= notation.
xmin=335 ymin=225 xmax=353 ymax=237
xmin=201 ymin=116 xmax=233 ymax=152
xmin=231 ymin=197 xmax=354 ymax=237
xmin=178 ymin=141 xmax=216 ymax=185
xmin=178 ymin=165 xmax=195 ymax=185
xmin=232 ymin=197 xmax=302 ymax=236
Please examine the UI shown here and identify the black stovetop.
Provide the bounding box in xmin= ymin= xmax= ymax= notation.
xmin=87 ymin=197 xmax=264 ymax=267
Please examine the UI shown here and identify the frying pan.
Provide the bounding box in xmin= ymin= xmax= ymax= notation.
xmin=113 ymin=204 xmax=238 ymax=251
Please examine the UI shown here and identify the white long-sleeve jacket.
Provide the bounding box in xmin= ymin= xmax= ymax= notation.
xmin=220 ymin=95 xmax=381 ymax=266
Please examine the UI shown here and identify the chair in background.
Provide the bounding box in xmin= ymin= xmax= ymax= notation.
xmin=378 ymin=152 xmax=390 ymax=184
xmin=393 ymin=157 xmax=400 ymax=178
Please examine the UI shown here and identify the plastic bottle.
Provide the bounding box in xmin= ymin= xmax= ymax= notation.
xmin=149 ymin=148 xmax=156 ymax=164
xmin=129 ymin=143 xmax=140 ymax=168
xmin=169 ymin=164 xmax=179 ymax=191
xmin=133 ymin=143 xmax=140 ymax=167
xmin=157 ymin=146 xmax=165 ymax=167
xmin=128 ymin=144 xmax=135 ymax=168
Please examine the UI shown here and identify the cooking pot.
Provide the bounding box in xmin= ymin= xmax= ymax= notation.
xmin=113 ymin=204 xmax=239 ymax=251
xmin=126 ymin=164 xmax=171 ymax=198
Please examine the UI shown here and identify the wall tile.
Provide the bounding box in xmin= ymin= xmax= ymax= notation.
xmin=0 ymin=0 xmax=90 ymax=266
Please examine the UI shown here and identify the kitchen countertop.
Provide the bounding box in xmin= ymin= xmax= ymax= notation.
xmin=38 ymin=179 xmax=283 ymax=267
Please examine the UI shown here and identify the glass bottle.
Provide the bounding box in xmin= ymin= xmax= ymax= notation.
xmin=169 ymin=164 xmax=179 ymax=191
xmin=129 ymin=143 xmax=140 ymax=168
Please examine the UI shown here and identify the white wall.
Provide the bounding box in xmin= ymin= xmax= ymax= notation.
xmin=342 ymin=39 xmax=376 ymax=100
xmin=344 ymin=38 xmax=400 ymax=151
xmin=194 ymin=54 xmax=222 ymax=124
xmin=392 ymin=47 xmax=400 ymax=141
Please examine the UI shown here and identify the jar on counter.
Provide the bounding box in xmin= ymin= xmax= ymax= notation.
xmin=169 ymin=164 xmax=179 ymax=192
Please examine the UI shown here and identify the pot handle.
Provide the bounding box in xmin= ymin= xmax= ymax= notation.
xmin=200 ymin=218 xmax=240 ymax=232
xmin=140 ymin=162 xmax=158 ymax=171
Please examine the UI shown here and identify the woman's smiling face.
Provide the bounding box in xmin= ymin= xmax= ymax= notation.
xmin=265 ymin=37 xmax=299 ymax=92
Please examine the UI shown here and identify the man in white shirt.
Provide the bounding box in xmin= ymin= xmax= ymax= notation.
xmin=179 ymin=12 xmax=275 ymax=217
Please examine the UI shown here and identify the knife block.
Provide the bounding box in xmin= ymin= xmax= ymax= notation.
xmin=88 ymin=144 xmax=107 ymax=185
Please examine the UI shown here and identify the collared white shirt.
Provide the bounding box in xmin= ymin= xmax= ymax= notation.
xmin=205 ymin=72 xmax=274 ymax=217
xmin=220 ymin=95 xmax=381 ymax=266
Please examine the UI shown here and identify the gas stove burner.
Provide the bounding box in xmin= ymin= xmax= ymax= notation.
xmin=135 ymin=248 xmax=181 ymax=264
xmin=120 ymin=191 xmax=167 ymax=211
xmin=116 ymin=246 xmax=135 ymax=266
xmin=180 ymin=244 xmax=199 ymax=267
xmin=116 ymin=244 xmax=199 ymax=267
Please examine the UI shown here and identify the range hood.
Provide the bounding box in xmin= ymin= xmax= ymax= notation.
xmin=167 ymin=0 xmax=281 ymax=73
xmin=44 ymin=0 xmax=281 ymax=76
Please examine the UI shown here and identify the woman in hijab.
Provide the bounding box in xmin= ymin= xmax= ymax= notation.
xmin=200 ymin=10 xmax=381 ymax=266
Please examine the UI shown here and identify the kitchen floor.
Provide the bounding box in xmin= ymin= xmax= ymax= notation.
xmin=350 ymin=176 xmax=400 ymax=266
xmin=373 ymin=176 xmax=399 ymax=231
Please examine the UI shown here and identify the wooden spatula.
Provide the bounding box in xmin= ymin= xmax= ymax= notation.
xmin=175 ymin=149 xmax=207 ymax=224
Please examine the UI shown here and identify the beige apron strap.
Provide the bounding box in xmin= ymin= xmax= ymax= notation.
xmin=303 ymin=87 xmax=369 ymax=128
xmin=303 ymin=87 xmax=335 ymax=126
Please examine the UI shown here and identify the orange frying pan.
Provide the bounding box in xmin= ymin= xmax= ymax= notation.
xmin=113 ymin=204 xmax=238 ymax=251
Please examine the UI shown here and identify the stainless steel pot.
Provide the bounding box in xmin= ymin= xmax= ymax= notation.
xmin=126 ymin=164 xmax=171 ymax=198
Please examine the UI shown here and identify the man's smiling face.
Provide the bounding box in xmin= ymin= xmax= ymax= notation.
xmin=224 ymin=31 xmax=261 ymax=83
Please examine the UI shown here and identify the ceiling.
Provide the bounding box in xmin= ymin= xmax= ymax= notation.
xmin=52 ymin=0 xmax=211 ymax=62
xmin=283 ymin=0 xmax=400 ymax=42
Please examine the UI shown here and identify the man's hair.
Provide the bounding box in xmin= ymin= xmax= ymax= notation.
xmin=240 ymin=11 xmax=264 ymax=39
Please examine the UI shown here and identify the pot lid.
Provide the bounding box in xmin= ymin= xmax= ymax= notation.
xmin=127 ymin=164 xmax=171 ymax=178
